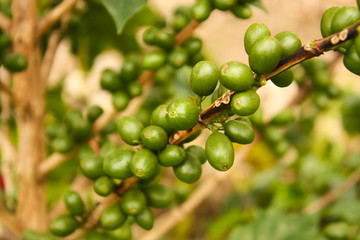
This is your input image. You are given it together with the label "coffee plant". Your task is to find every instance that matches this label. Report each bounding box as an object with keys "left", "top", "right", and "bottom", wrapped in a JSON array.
[{"left": 0, "top": 0, "right": 360, "bottom": 239}]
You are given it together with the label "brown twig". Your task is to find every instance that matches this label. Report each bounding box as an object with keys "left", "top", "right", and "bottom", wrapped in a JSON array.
[
  {"left": 37, "top": 0, "right": 78, "bottom": 38},
  {"left": 303, "top": 167, "right": 360, "bottom": 214},
  {"left": 38, "top": 149, "right": 78, "bottom": 178},
  {"left": 169, "top": 20, "right": 360, "bottom": 145},
  {"left": 41, "top": 13, "right": 71, "bottom": 84},
  {"left": 175, "top": 20, "right": 200, "bottom": 46},
  {"left": 0, "top": 12, "right": 11, "bottom": 33}
]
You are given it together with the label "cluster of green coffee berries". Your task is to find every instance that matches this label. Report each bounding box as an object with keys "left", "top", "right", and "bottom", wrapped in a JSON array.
[
  {"left": 100, "top": 55, "right": 143, "bottom": 111},
  {"left": 244, "top": 23, "right": 302, "bottom": 86},
  {"left": 193, "top": 0, "right": 254, "bottom": 22},
  {"left": 46, "top": 106, "right": 104, "bottom": 154},
  {"left": 320, "top": 6, "right": 360, "bottom": 76},
  {"left": 0, "top": 30, "right": 28, "bottom": 73}
]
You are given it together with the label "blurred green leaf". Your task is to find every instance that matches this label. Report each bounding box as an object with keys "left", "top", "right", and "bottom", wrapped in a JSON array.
[
  {"left": 67, "top": 0, "right": 159, "bottom": 69},
  {"left": 99, "top": 0, "right": 147, "bottom": 34},
  {"left": 227, "top": 209, "right": 324, "bottom": 240}
]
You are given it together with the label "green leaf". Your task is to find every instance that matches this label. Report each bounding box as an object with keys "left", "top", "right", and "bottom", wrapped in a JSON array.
[
  {"left": 227, "top": 209, "right": 324, "bottom": 240},
  {"left": 99, "top": 0, "right": 148, "bottom": 34},
  {"left": 250, "top": 0, "right": 267, "bottom": 12}
]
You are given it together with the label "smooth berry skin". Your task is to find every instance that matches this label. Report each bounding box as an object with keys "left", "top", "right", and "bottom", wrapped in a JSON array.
[
  {"left": 116, "top": 116, "right": 144, "bottom": 146},
  {"left": 140, "top": 125, "right": 168, "bottom": 151},
  {"left": 158, "top": 145, "right": 185, "bottom": 166},
  {"left": 244, "top": 23, "right": 271, "bottom": 54},
  {"left": 166, "top": 98, "right": 199, "bottom": 130},
  {"left": 274, "top": 31, "right": 302, "bottom": 58},
  {"left": 151, "top": 104, "right": 174, "bottom": 134},
  {"left": 248, "top": 36, "right": 283, "bottom": 74},
  {"left": 173, "top": 152, "right": 202, "bottom": 184},
  {"left": 103, "top": 148, "right": 134, "bottom": 179},
  {"left": 190, "top": 61, "right": 219, "bottom": 96},
  {"left": 130, "top": 148, "right": 159, "bottom": 179},
  {"left": 50, "top": 216, "right": 78, "bottom": 237},
  {"left": 192, "top": 0, "right": 212, "bottom": 22},
  {"left": 331, "top": 6, "right": 360, "bottom": 33},
  {"left": 224, "top": 119, "right": 255, "bottom": 144},
  {"left": 230, "top": 90, "right": 260, "bottom": 116},
  {"left": 205, "top": 132, "right": 234, "bottom": 171},
  {"left": 231, "top": 3, "right": 252, "bottom": 19},
  {"left": 219, "top": 61, "right": 254, "bottom": 92},
  {"left": 142, "top": 51, "right": 167, "bottom": 70},
  {"left": 320, "top": 7, "right": 340, "bottom": 38},
  {"left": 271, "top": 69, "right": 294, "bottom": 88},
  {"left": 343, "top": 45, "right": 360, "bottom": 76}
]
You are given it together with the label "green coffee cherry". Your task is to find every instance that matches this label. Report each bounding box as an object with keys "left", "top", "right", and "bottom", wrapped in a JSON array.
[
  {"left": 45, "top": 123, "right": 67, "bottom": 140},
  {"left": 183, "top": 37, "right": 202, "bottom": 55},
  {"left": 321, "top": 7, "right": 340, "bottom": 37},
  {"left": 190, "top": 61, "right": 219, "bottom": 96},
  {"left": 106, "top": 223, "right": 132, "bottom": 240},
  {"left": 355, "top": 35, "right": 360, "bottom": 56},
  {"left": 224, "top": 119, "right": 254, "bottom": 144},
  {"left": 71, "top": 118, "right": 92, "bottom": 141},
  {"left": 134, "top": 207, "right": 154, "bottom": 230},
  {"left": 271, "top": 69, "right": 294, "bottom": 88},
  {"left": 141, "top": 125, "right": 168, "bottom": 151},
  {"left": 117, "top": 116, "right": 144, "bottom": 146},
  {"left": 185, "top": 145, "right": 207, "bottom": 164},
  {"left": 219, "top": 61, "right": 254, "bottom": 92},
  {"left": 80, "top": 154, "right": 104, "bottom": 180},
  {"left": 230, "top": 89, "right": 260, "bottom": 116},
  {"left": 343, "top": 45, "right": 360, "bottom": 76},
  {"left": 98, "top": 141, "right": 117, "bottom": 159},
  {"left": 244, "top": 23, "right": 271, "bottom": 54},
  {"left": 271, "top": 109, "right": 295, "bottom": 126},
  {"left": 120, "top": 188, "right": 147, "bottom": 215},
  {"left": 3, "top": 53, "right": 28, "bottom": 72},
  {"left": 52, "top": 135, "right": 74, "bottom": 153},
  {"left": 248, "top": 36, "right": 283, "bottom": 74},
  {"left": 143, "top": 184, "right": 175, "bottom": 208},
  {"left": 143, "top": 27, "right": 158, "bottom": 45},
  {"left": 168, "top": 48, "right": 188, "bottom": 68},
  {"left": 274, "top": 31, "right": 302, "bottom": 57},
  {"left": 192, "top": 0, "right": 213, "bottom": 22},
  {"left": 103, "top": 148, "right": 134, "bottom": 179},
  {"left": 94, "top": 176, "right": 115, "bottom": 197},
  {"left": 50, "top": 215, "right": 78, "bottom": 237},
  {"left": 128, "top": 82, "right": 143, "bottom": 97},
  {"left": 331, "top": 6, "right": 360, "bottom": 33},
  {"left": 100, "top": 202, "right": 126, "bottom": 230},
  {"left": 100, "top": 69, "right": 121, "bottom": 92},
  {"left": 154, "top": 30, "right": 175, "bottom": 50},
  {"left": 130, "top": 148, "right": 159, "bottom": 179},
  {"left": 112, "top": 91, "right": 130, "bottom": 111},
  {"left": 188, "top": 52, "right": 205, "bottom": 66},
  {"left": 173, "top": 152, "right": 202, "bottom": 183},
  {"left": 212, "top": 0, "right": 236, "bottom": 11},
  {"left": 151, "top": 104, "right": 174, "bottom": 134},
  {"left": 87, "top": 105, "right": 103, "bottom": 123},
  {"left": 172, "top": 13, "right": 190, "bottom": 32},
  {"left": 323, "top": 222, "right": 350, "bottom": 240},
  {"left": 263, "top": 126, "right": 284, "bottom": 143},
  {"left": 153, "top": 65, "right": 175, "bottom": 85},
  {"left": 64, "top": 190, "right": 85, "bottom": 217},
  {"left": 158, "top": 145, "right": 185, "bottom": 166},
  {"left": 231, "top": 3, "right": 252, "bottom": 19},
  {"left": 142, "top": 51, "right": 167, "bottom": 70},
  {"left": 120, "top": 56, "right": 141, "bottom": 82},
  {"left": 166, "top": 98, "right": 199, "bottom": 130},
  {"left": 205, "top": 132, "right": 234, "bottom": 171},
  {"left": 0, "top": 33, "right": 11, "bottom": 51}
]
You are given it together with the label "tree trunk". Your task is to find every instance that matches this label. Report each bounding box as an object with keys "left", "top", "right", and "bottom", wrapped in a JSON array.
[{"left": 12, "top": 0, "right": 47, "bottom": 232}]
